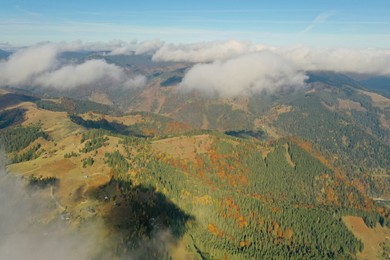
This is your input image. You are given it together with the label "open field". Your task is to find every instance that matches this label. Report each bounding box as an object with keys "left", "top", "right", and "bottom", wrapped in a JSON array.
[
  {"left": 343, "top": 216, "right": 390, "bottom": 259},
  {"left": 152, "top": 134, "right": 211, "bottom": 161}
]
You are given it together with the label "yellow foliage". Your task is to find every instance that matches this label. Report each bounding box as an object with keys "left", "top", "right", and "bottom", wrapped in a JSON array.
[
  {"left": 193, "top": 194, "right": 212, "bottom": 205},
  {"left": 239, "top": 240, "right": 251, "bottom": 247},
  {"left": 284, "top": 228, "right": 294, "bottom": 240}
]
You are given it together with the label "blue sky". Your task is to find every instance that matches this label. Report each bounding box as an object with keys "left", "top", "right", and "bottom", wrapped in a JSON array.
[{"left": 1, "top": 0, "right": 390, "bottom": 47}]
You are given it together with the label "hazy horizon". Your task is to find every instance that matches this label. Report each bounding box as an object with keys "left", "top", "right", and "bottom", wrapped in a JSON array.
[{"left": 1, "top": 0, "right": 389, "bottom": 48}]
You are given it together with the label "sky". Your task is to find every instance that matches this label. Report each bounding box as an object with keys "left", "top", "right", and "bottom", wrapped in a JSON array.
[{"left": 1, "top": 0, "right": 390, "bottom": 48}]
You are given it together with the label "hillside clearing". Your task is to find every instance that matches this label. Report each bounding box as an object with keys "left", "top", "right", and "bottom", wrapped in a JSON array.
[{"left": 343, "top": 216, "right": 390, "bottom": 259}]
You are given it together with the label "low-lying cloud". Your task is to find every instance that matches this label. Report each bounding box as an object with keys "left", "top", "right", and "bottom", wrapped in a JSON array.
[
  {"left": 0, "top": 44, "right": 59, "bottom": 86},
  {"left": 34, "top": 59, "right": 146, "bottom": 89},
  {"left": 0, "top": 43, "right": 146, "bottom": 89},
  {"left": 0, "top": 153, "right": 104, "bottom": 260},
  {"left": 152, "top": 40, "right": 253, "bottom": 63},
  {"left": 150, "top": 40, "right": 390, "bottom": 97},
  {"left": 180, "top": 51, "right": 307, "bottom": 97},
  {"left": 281, "top": 46, "right": 390, "bottom": 75},
  {"left": 2, "top": 40, "right": 390, "bottom": 97},
  {"left": 149, "top": 40, "right": 390, "bottom": 76}
]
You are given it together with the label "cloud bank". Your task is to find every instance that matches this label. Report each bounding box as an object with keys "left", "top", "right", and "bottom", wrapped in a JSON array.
[
  {"left": 152, "top": 40, "right": 253, "bottom": 63},
  {"left": 2, "top": 40, "right": 390, "bottom": 97},
  {"left": 282, "top": 46, "right": 390, "bottom": 75},
  {"left": 180, "top": 51, "right": 307, "bottom": 97},
  {"left": 0, "top": 43, "right": 146, "bottom": 89},
  {"left": 148, "top": 40, "right": 390, "bottom": 97},
  {"left": 149, "top": 40, "right": 390, "bottom": 76}
]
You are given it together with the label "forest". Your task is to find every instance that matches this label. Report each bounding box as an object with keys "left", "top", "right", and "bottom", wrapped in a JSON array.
[
  {"left": 83, "top": 129, "right": 386, "bottom": 259},
  {"left": 0, "top": 90, "right": 388, "bottom": 259}
]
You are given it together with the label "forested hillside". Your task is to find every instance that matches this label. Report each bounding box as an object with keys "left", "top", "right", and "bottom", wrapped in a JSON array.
[{"left": 1, "top": 90, "right": 389, "bottom": 259}]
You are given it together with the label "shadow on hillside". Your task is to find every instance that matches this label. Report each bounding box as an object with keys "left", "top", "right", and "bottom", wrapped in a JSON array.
[
  {"left": 0, "top": 108, "right": 27, "bottom": 129},
  {"left": 225, "top": 129, "right": 266, "bottom": 140},
  {"left": 69, "top": 115, "right": 149, "bottom": 138},
  {"left": 0, "top": 93, "right": 38, "bottom": 110},
  {"left": 90, "top": 178, "right": 194, "bottom": 258}
]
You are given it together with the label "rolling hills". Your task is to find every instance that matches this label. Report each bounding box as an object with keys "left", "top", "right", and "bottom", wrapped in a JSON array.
[
  {"left": 1, "top": 86, "right": 389, "bottom": 259},
  {"left": 1, "top": 50, "right": 390, "bottom": 259}
]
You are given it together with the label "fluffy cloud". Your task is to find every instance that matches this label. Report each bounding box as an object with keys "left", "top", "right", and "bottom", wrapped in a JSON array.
[
  {"left": 148, "top": 40, "right": 390, "bottom": 76},
  {"left": 34, "top": 60, "right": 146, "bottom": 89},
  {"left": 2, "top": 40, "right": 390, "bottom": 96},
  {"left": 180, "top": 51, "right": 307, "bottom": 97},
  {"left": 135, "top": 40, "right": 164, "bottom": 55},
  {"left": 102, "top": 40, "right": 138, "bottom": 55},
  {"left": 152, "top": 40, "right": 253, "bottom": 63},
  {"left": 281, "top": 46, "right": 390, "bottom": 75},
  {"left": 152, "top": 40, "right": 390, "bottom": 97},
  {"left": 0, "top": 44, "right": 59, "bottom": 86},
  {"left": 0, "top": 43, "right": 146, "bottom": 89},
  {"left": 70, "top": 40, "right": 164, "bottom": 56}
]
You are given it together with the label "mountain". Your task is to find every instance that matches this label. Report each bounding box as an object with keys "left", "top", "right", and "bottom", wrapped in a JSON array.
[
  {"left": 1, "top": 86, "right": 389, "bottom": 259},
  {"left": 359, "top": 76, "right": 390, "bottom": 98},
  {"left": 1, "top": 53, "right": 390, "bottom": 258}
]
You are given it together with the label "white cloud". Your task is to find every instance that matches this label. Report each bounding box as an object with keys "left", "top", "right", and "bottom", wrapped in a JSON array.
[
  {"left": 34, "top": 59, "right": 146, "bottom": 89},
  {"left": 123, "top": 74, "right": 147, "bottom": 88},
  {"left": 300, "top": 12, "right": 336, "bottom": 34},
  {"left": 135, "top": 39, "right": 164, "bottom": 55},
  {"left": 281, "top": 46, "right": 390, "bottom": 75},
  {"left": 147, "top": 40, "right": 390, "bottom": 76},
  {"left": 0, "top": 44, "right": 59, "bottom": 86},
  {"left": 152, "top": 40, "right": 253, "bottom": 62},
  {"left": 2, "top": 40, "right": 390, "bottom": 96},
  {"left": 103, "top": 39, "right": 164, "bottom": 56},
  {"left": 102, "top": 40, "right": 137, "bottom": 55},
  {"left": 180, "top": 51, "right": 307, "bottom": 97},
  {"left": 0, "top": 43, "right": 146, "bottom": 89},
  {"left": 152, "top": 40, "right": 390, "bottom": 97}
]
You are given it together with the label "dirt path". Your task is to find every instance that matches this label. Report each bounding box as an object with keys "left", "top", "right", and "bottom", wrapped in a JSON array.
[
  {"left": 284, "top": 143, "right": 296, "bottom": 168},
  {"left": 50, "top": 186, "right": 66, "bottom": 211}
]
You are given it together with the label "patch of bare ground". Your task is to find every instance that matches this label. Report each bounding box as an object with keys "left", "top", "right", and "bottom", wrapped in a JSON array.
[
  {"left": 89, "top": 92, "right": 113, "bottom": 105},
  {"left": 254, "top": 105, "right": 293, "bottom": 139},
  {"left": 260, "top": 148, "right": 272, "bottom": 160},
  {"left": 343, "top": 216, "right": 390, "bottom": 259},
  {"left": 284, "top": 143, "right": 296, "bottom": 168},
  {"left": 359, "top": 90, "right": 390, "bottom": 109},
  {"left": 134, "top": 80, "right": 166, "bottom": 112},
  {"left": 305, "top": 88, "right": 316, "bottom": 94},
  {"left": 337, "top": 98, "right": 367, "bottom": 112},
  {"left": 253, "top": 119, "right": 281, "bottom": 139},
  {"left": 152, "top": 134, "right": 211, "bottom": 161},
  {"left": 221, "top": 96, "right": 249, "bottom": 112},
  {"left": 379, "top": 113, "right": 390, "bottom": 130},
  {"left": 8, "top": 135, "right": 124, "bottom": 212},
  {"left": 321, "top": 101, "right": 336, "bottom": 111},
  {"left": 11, "top": 101, "right": 85, "bottom": 140}
]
